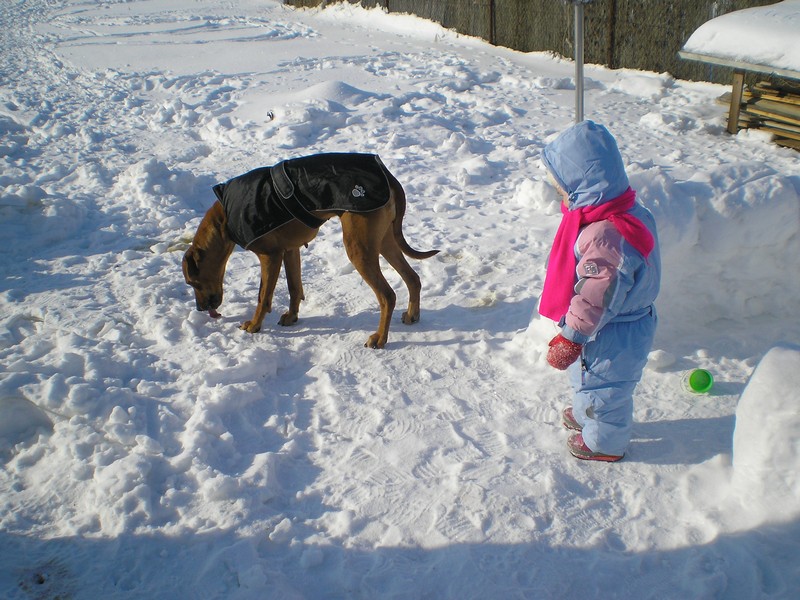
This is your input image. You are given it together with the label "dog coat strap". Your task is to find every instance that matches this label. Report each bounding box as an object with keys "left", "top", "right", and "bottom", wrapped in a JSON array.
[{"left": 271, "top": 161, "right": 327, "bottom": 230}]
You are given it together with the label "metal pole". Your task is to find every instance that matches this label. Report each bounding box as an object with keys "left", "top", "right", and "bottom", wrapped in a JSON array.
[{"left": 574, "top": 2, "right": 584, "bottom": 123}]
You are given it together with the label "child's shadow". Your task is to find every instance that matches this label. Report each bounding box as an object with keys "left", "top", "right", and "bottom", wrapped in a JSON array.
[
  {"left": 630, "top": 378, "right": 747, "bottom": 465},
  {"left": 630, "top": 414, "right": 736, "bottom": 465}
]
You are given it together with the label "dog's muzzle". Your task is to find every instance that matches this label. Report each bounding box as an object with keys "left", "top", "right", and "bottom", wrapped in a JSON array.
[{"left": 196, "top": 294, "right": 221, "bottom": 311}]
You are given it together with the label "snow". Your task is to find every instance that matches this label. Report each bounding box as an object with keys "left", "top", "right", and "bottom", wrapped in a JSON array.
[
  {"left": 682, "top": 0, "right": 800, "bottom": 73},
  {"left": 732, "top": 346, "right": 800, "bottom": 521},
  {"left": 1, "top": 0, "right": 799, "bottom": 597}
]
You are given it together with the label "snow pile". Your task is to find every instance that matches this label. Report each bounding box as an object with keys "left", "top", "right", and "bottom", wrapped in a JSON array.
[
  {"left": 733, "top": 345, "right": 800, "bottom": 521},
  {"left": 633, "top": 161, "right": 800, "bottom": 337}
]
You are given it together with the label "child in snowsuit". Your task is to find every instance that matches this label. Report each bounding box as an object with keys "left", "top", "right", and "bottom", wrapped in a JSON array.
[{"left": 539, "top": 121, "right": 661, "bottom": 462}]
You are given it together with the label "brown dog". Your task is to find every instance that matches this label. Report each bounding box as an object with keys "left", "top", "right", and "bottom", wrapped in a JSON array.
[{"left": 182, "top": 153, "right": 438, "bottom": 348}]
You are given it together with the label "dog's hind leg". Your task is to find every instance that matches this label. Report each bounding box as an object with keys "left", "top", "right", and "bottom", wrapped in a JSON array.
[
  {"left": 355, "top": 257, "right": 396, "bottom": 349},
  {"left": 279, "top": 247, "right": 304, "bottom": 326},
  {"left": 380, "top": 233, "right": 423, "bottom": 325},
  {"left": 341, "top": 214, "right": 396, "bottom": 349},
  {"left": 241, "top": 251, "right": 283, "bottom": 333}
]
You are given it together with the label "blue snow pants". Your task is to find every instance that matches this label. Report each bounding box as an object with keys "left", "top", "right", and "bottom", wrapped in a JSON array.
[{"left": 566, "top": 307, "right": 657, "bottom": 456}]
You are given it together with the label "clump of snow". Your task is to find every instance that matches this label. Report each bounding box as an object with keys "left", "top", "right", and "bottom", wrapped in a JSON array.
[
  {"left": 647, "top": 349, "right": 677, "bottom": 371},
  {"left": 0, "top": 396, "right": 53, "bottom": 448}
]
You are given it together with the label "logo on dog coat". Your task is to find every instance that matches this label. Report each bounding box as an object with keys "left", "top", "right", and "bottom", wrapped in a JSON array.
[{"left": 352, "top": 185, "right": 365, "bottom": 198}]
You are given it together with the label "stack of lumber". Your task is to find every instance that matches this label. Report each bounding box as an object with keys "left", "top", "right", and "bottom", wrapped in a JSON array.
[{"left": 718, "top": 81, "right": 800, "bottom": 150}]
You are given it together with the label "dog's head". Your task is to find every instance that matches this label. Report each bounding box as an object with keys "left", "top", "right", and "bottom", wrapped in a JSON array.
[
  {"left": 182, "top": 244, "right": 224, "bottom": 318},
  {"left": 182, "top": 201, "right": 235, "bottom": 318}
]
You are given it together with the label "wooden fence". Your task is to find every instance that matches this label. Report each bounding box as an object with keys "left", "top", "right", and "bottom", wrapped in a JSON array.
[{"left": 284, "top": 0, "right": 778, "bottom": 84}]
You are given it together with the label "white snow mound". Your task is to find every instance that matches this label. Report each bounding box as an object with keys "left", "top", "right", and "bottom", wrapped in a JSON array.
[{"left": 733, "top": 345, "right": 800, "bottom": 520}]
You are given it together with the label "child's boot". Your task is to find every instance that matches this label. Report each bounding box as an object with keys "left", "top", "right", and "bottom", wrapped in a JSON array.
[
  {"left": 562, "top": 407, "right": 582, "bottom": 431},
  {"left": 567, "top": 433, "right": 623, "bottom": 462}
]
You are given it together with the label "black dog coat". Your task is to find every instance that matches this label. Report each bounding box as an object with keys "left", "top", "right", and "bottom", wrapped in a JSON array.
[{"left": 213, "top": 153, "right": 392, "bottom": 249}]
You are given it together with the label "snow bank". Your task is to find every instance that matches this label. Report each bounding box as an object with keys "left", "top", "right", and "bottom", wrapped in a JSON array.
[
  {"left": 630, "top": 161, "right": 800, "bottom": 339},
  {"left": 733, "top": 345, "right": 800, "bottom": 521}
]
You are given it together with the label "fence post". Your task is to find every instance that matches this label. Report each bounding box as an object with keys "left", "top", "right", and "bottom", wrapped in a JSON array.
[
  {"left": 727, "top": 70, "right": 745, "bottom": 135},
  {"left": 607, "top": 0, "right": 617, "bottom": 68},
  {"left": 489, "top": 0, "right": 496, "bottom": 46}
]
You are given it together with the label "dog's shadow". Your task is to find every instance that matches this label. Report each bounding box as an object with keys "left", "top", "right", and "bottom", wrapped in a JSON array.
[{"left": 259, "top": 297, "right": 537, "bottom": 349}]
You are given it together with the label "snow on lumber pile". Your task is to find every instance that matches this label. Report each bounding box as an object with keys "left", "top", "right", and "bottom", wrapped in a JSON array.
[
  {"left": 717, "top": 81, "right": 800, "bottom": 150},
  {"left": 680, "top": 1, "right": 800, "bottom": 77}
]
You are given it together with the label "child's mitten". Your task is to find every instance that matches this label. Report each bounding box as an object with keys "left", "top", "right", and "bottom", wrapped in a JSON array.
[{"left": 546, "top": 334, "right": 583, "bottom": 370}]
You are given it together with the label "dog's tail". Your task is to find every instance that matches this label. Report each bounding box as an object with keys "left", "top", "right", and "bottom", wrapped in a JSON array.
[{"left": 386, "top": 171, "right": 440, "bottom": 260}]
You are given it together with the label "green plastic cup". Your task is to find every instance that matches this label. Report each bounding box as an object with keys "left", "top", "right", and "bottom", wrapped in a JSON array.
[{"left": 686, "top": 369, "right": 714, "bottom": 393}]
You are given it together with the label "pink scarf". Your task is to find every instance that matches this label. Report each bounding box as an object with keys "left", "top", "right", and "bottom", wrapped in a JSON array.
[{"left": 538, "top": 188, "right": 654, "bottom": 321}]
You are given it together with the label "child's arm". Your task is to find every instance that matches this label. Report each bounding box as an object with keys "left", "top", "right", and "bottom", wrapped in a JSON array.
[{"left": 561, "top": 221, "right": 635, "bottom": 343}]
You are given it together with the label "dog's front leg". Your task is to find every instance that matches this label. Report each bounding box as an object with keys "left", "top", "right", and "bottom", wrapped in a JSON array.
[
  {"left": 241, "top": 252, "right": 283, "bottom": 333},
  {"left": 278, "top": 247, "right": 304, "bottom": 326}
]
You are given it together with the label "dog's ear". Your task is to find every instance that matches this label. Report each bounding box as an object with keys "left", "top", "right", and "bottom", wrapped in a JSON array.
[{"left": 183, "top": 247, "right": 202, "bottom": 278}]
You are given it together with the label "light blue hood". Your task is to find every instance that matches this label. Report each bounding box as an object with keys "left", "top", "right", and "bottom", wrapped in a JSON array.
[{"left": 542, "top": 120, "right": 629, "bottom": 210}]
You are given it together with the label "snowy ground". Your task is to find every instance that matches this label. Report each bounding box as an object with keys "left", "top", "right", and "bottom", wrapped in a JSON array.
[{"left": 1, "top": 1, "right": 799, "bottom": 598}]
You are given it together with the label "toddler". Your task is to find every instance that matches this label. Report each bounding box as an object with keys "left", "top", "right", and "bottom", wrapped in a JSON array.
[{"left": 539, "top": 121, "right": 661, "bottom": 462}]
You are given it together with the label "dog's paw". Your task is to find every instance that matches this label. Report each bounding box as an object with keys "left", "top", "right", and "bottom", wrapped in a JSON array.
[
  {"left": 239, "top": 321, "right": 261, "bottom": 334},
  {"left": 278, "top": 312, "right": 299, "bottom": 327},
  {"left": 401, "top": 311, "right": 419, "bottom": 325},
  {"left": 364, "top": 333, "right": 387, "bottom": 349}
]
